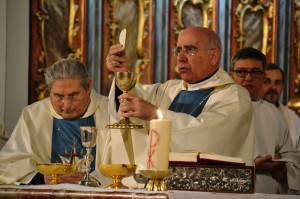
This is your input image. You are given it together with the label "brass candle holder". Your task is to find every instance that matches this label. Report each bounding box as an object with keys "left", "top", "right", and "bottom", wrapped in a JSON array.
[
  {"left": 139, "top": 170, "right": 175, "bottom": 191},
  {"left": 98, "top": 164, "right": 136, "bottom": 189},
  {"left": 106, "top": 71, "right": 143, "bottom": 129}
]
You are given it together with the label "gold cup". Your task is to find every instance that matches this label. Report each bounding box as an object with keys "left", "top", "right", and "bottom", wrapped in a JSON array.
[
  {"left": 37, "top": 163, "right": 77, "bottom": 185},
  {"left": 106, "top": 72, "right": 143, "bottom": 129},
  {"left": 98, "top": 164, "right": 136, "bottom": 189}
]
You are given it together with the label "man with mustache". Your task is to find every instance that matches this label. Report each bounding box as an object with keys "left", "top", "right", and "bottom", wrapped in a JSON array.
[{"left": 259, "top": 63, "right": 300, "bottom": 150}]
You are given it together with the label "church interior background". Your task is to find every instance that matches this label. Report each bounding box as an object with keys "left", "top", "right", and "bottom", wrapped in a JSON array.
[{"left": 27, "top": 0, "right": 300, "bottom": 114}]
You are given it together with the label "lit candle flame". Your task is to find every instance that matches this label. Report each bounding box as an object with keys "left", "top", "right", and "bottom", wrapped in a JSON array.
[{"left": 157, "top": 110, "right": 163, "bottom": 120}]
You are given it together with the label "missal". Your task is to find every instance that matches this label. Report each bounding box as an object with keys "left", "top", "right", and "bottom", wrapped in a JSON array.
[{"left": 169, "top": 152, "right": 245, "bottom": 166}]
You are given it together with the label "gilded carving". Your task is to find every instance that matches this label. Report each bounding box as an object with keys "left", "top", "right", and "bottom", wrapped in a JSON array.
[
  {"left": 107, "top": 0, "right": 152, "bottom": 83},
  {"left": 173, "top": 0, "right": 214, "bottom": 38},
  {"left": 33, "top": 0, "right": 84, "bottom": 101},
  {"left": 67, "top": 0, "right": 83, "bottom": 60},
  {"left": 288, "top": 0, "right": 300, "bottom": 115},
  {"left": 235, "top": 0, "right": 274, "bottom": 55},
  {"left": 35, "top": 0, "right": 48, "bottom": 100}
]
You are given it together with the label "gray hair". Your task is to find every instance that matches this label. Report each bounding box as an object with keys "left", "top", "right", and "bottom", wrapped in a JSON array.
[{"left": 44, "top": 58, "right": 90, "bottom": 90}]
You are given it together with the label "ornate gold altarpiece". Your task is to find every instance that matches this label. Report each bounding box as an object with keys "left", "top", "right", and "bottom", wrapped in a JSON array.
[
  {"left": 230, "top": 0, "right": 278, "bottom": 63},
  {"left": 287, "top": 0, "right": 300, "bottom": 114},
  {"left": 29, "top": 0, "right": 86, "bottom": 104}
]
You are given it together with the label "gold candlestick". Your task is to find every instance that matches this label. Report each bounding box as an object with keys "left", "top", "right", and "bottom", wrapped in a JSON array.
[{"left": 139, "top": 170, "right": 175, "bottom": 191}]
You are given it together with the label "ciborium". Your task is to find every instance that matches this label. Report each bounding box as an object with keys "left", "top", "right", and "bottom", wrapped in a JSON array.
[
  {"left": 98, "top": 164, "right": 137, "bottom": 189},
  {"left": 79, "top": 126, "right": 101, "bottom": 187},
  {"left": 140, "top": 170, "right": 175, "bottom": 191},
  {"left": 106, "top": 71, "right": 143, "bottom": 129},
  {"left": 37, "top": 163, "right": 77, "bottom": 185}
]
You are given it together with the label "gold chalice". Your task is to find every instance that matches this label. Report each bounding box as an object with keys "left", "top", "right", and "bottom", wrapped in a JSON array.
[
  {"left": 98, "top": 164, "right": 137, "bottom": 189},
  {"left": 37, "top": 163, "right": 77, "bottom": 185},
  {"left": 106, "top": 71, "right": 143, "bottom": 129}
]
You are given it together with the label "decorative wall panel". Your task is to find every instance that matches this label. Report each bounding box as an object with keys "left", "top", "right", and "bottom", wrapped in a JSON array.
[
  {"left": 168, "top": 0, "right": 218, "bottom": 80},
  {"left": 288, "top": 0, "right": 300, "bottom": 114},
  {"left": 29, "top": 0, "right": 86, "bottom": 104},
  {"left": 101, "top": 0, "right": 155, "bottom": 95},
  {"left": 230, "top": 0, "right": 278, "bottom": 63}
]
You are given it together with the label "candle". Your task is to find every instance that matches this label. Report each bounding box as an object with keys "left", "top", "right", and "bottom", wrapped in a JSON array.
[{"left": 147, "top": 110, "right": 171, "bottom": 171}]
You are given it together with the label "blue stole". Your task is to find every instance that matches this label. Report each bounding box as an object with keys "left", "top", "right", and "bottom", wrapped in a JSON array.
[
  {"left": 51, "top": 115, "right": 96, "bottom": 171},
  {"left": 168, "top": 88, "right": 214, "bottom": 117}
]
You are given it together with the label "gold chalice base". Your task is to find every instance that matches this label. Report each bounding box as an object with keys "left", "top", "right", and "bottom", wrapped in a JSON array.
[
  {"left": 37, "top": 163, "right": 77, "bottom": 185},
  {"left": 106, "top": 122, "right": 143, "bottom": 129},
  {"left": 139, "top": 170, "right": 175, "bottom": 191},
  {"left": 98, "top": 164, "right": 136, "bottom": 189}
]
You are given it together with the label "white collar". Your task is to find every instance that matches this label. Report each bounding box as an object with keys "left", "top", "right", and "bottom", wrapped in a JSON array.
[{"left": 182, "top": 71, "right": 219, "bottom": 91}]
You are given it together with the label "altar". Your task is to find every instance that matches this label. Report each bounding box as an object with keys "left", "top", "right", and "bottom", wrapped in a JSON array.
[{"left": 0, "top": 184, "right": 298, "bottom": 199}]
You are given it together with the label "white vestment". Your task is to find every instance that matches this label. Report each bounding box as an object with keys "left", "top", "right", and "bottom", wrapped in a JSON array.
[
  {"left": 108, "top": 67, "right": 255, "bottom": 187},
  {"left": 0, "top": 90, "right": 111, "bottom": 185},
  {"left": 278, "top": 103, "right": 300, "bottom": 150},
  {"left": 253, "top": 99, "right": 300, "bottom": 194}
]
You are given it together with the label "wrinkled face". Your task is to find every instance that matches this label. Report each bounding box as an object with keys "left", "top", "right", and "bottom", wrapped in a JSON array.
[
  {"left": 230, "top": 59, "right": 265, "bottom": 101},
  {"left": 259, "top": 69, "right": 283, "bottom": 104},
  {"left": 175, "top": 30, "right": 219, "bottom": 83},
  {"left": 50, "top": 78, "right": 91, "bottom": 119}
]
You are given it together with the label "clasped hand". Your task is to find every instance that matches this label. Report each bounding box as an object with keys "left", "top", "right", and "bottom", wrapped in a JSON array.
[
  {"left": 255, "top": 155, "right": 287, "bottom": 180},
  {"left": 118, "top": 93, "right": 158, "bottom": 121}
]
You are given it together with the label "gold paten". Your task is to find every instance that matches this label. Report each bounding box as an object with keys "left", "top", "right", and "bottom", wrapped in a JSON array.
[{"left": 37, "top": 163, "right": 77, "bottom": 185}]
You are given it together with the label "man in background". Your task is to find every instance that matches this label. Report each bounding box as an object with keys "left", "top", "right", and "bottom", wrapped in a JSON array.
[
  {"left": 259, "top": 63, "right": 300, "bottom": 150},
  {"left": 230, "top": 47, "right": 300, "bottom": 194}
]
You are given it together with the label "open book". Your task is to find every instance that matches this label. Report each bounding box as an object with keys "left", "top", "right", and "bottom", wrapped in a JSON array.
[{"left": 169, "top": 152, "right": 245, "bottom": 166}]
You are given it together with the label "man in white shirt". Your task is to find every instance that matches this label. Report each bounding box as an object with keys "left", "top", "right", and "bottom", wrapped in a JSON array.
[
  {"left": 259, "top": 63, "right": 300, "bottom": 150},
  {"left": 230, "top": 47, "right": 300, "bottom": 194}
]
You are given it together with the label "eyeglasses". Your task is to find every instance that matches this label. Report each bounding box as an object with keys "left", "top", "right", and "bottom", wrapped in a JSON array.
[
  {"left": 52, "top": 93, "right": 82, "bottom": 103},
  {"left": 173, "top": 46, "right": 215, "bottom": 57},
  {"left": 233, "top": 69, "right": 264, "bottom": 78}
]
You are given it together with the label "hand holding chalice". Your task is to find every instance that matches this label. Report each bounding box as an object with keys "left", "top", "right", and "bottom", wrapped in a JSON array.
[{"left": 106, "top": 71, "right": 143, "bottom": 129}]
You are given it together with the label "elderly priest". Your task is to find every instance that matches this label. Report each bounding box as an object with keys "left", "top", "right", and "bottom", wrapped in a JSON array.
[
  {"left": 0, "top": 59, "right": 111, "bottom": 185},
  {"left": 105, "top": 27, "right": 255, "bottom": 187}
]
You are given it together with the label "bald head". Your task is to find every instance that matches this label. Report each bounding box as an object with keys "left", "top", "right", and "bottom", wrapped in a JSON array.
[{"left": 180, "top": 27, "right": 222, "bottom": 56}]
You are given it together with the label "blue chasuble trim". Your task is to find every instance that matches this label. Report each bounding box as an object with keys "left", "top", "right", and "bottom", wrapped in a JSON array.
[
  {"left": 51, "top": 115, "right": 97, "bottom": 171},
  {"left": 168, "top": 88, "right": 214, "bottom": 117}
]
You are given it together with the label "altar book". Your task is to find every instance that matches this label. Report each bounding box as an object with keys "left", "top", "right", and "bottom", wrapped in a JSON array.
[{"left": 169, "top": 152, "right": 245, "bottom": 166}]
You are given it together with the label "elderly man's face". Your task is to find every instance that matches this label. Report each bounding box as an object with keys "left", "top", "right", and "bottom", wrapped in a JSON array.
[
  {"left": 230, "top": 59, "right": 265, "bottom": 101},
  {"left": 175, "top": 29, "right": 220, "bottom": 84},
  {"left": 259, "top": 69, "right": 283, "bottom": 104},
  {"left": 50, "top": 78, "right": 91, "bottom": 119}
]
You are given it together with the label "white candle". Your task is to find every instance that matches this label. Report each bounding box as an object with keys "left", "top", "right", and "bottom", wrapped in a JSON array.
[{"left": 147, "top": 110, "right": 171, "bottom": 171}]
